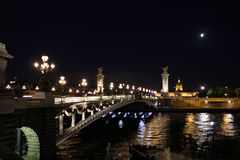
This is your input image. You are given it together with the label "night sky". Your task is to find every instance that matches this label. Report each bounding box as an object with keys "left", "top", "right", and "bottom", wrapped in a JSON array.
[{"left": 0, "top": 2, "right": 239, "bottom": 91}]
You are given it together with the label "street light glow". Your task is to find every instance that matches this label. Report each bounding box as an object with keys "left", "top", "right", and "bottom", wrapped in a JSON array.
[
  {"left": 34, "top": 55, "right": 55, "bottom": 74},
  {"left": 35, "top": 86, "right": 39, "bottom": 91},
  {"left": 34, "top": 62, "right": 39, "bottom": 68},
  {"left": 200, "top": 86, "right": 205, "bottom": 90},
  {"left": 110, "top": 82, "right": 114, "bottom": 90},
  {"left": 119, "top": 84, "right": 123, "bottom": 89},
  {"left": 81, "top": 79, "right": 88, "bottom": 87},
  {"left": 41, "top": 55, "right": 49, "bottom": 62},
  {"left": 59, "top": 76, "right": 66, "bottom": 85},
  {"left": 132, "top": 85, "right": 135, "bottom": 90},
  {"left": 22, "top": 85, "right": 26, "bottom": 90},
  {"left": 6, "top": 84, "right": 11, "bottom": 90}
]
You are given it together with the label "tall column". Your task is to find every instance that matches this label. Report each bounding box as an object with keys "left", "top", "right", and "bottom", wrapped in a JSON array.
[
  {"left": 96, "top": 67, "right": 104, "bottom": 95},
  {"left": 91, "top": 110, "right": 94, "bottom": 115},
  {"left": 71, "top": 113, "right": 75, "bottom": 127},
  {"left": 59, "top": 114, "right": 64, "bottom": 135},
  {"left": 161, "top": 66, "right": 169, "bottom": 93}
]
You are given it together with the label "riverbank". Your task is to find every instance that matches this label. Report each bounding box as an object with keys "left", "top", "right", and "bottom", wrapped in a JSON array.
[
  {"left": 160, "top": 98, "right": 240, "bottom": 108},
  {"left": 158, "top": 107, "right": 240, "bottom": 113}
]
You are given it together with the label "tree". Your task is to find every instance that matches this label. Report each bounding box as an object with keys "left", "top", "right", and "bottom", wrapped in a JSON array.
[{"left": 235, "top": 88, "right": 240, "bottom": 98}]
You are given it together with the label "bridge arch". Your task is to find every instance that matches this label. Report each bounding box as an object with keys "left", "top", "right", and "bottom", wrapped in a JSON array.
[
  {"left": 57, "top": 99, "right": 158, "bottom": 146},
  {"left": 20, "top": 127, "right": 40, "bottom": 160}
]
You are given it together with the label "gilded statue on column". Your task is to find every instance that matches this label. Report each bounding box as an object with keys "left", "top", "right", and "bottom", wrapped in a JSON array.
[{"left": 162, "top": 66, "right": 169, "bottom": 74}]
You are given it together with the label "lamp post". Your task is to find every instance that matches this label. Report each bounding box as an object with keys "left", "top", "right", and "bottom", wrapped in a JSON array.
[
  {"left": 109, "top": 82, "right": 114, "bottom": 100},
  {"left": 126, "top": 84, "right": 130, "bottom": 99},
  {"left": 58, "top": 76, "right": 66, "bottom": 135},
  {"left": 131, "top": 85, "right": 135, "bottom": 98},
  {"left": 81, "top": 79, "right": 88, "bottom": 96},
  {"left": 59, "top": 76, "right": 66, "bottom": 103},
  {"left": 34, "top": 55, "right": 55, "bottom": 92},
  {"left": 119, "top": 83, "right": 123, "bottom": 94},
  {"left": 199, "top": 85, "right": 206, "bottom": 98}
]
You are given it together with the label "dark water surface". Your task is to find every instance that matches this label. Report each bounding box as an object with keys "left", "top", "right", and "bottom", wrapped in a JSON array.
[{"left": 57, "top": 112, "right": 240, "bottom": 160}]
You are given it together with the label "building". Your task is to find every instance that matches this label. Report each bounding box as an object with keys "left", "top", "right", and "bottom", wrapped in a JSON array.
[
  {"left": 160, "top": 67, "right": 197, "bottom": 98},
  {"left": 175, "top": 79, "right": 183, "bottom": 92}
]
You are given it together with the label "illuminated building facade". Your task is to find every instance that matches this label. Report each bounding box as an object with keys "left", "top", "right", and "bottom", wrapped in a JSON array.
[
  {"left": 159, "top": 67, "right": 197, "bottom": 98},
  {"left": 175, "top": 79, "right": 183, "bottom": 91}
]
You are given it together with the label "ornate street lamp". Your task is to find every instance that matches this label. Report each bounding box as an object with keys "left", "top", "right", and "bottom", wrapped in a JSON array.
[
  {"left": 59, "top": 76, "right": 66, "bottom": 106},
  {"left": 58, "top": 76, "right": 66, "bottom": 136},
  {"left": 51, "top": 87, "right": 56, "bottom": 92},
  {"left": 35, "top": 86, "right": 40, "bottom": 91},
  {"left": 22, "top": 85, "right": 26, "bottom": 90},
  {"left": 6, "top": 84, "right": 11, "bottom": 90},
  {"left": 119, "top": 83, "right": 123, "bottom": 94},
  {"left": 81, "top": 78, "right": 88, "bottom": 96},
  {"left": 34, "top": 55, "right": 55, "bottom": 92},
  {"left": 68, "top": 88, "right": 73, "bottom": 94},
  {"left": 109, "top": 82, "right": 114, "bottom": 90},
  {"left": 109, "top": 82, "right": 114, "bottom": 100}
]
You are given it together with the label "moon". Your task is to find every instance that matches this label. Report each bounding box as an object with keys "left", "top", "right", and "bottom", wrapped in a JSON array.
[{"left": 200, "top": 33, "right": 205, "bottom": 38}]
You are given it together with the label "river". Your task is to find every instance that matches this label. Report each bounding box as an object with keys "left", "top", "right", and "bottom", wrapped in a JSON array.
[{"left": 57, "top": 112, "right": 240, "bottom": 160}]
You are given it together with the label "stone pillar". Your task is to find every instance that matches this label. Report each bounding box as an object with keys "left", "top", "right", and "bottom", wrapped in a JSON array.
[
  {"left": 16, "top": 128, "right": 22, "bottom": 155},
  {"left": 0, "top": 43, "right": 13, "bottom": 91},
  {"left": 161, "top": 73, "right": 169, "bottom": 93},
  {"left": 71, "top": 113, "right": 75, "bottom": 127},
  {"left": 96, "top": 67, "right": 104, "bottom": 95},
  {"left": 161, "top": 66, "right": 169, "bottom": 93},
  {"left": 82, "top": 112, "right": 85, "bottom": 121},
  {"left": 59, "top": 115, "right": 64, "bottom": 135}
]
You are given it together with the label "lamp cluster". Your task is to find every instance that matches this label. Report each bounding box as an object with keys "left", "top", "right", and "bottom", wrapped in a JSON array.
[
  {"left": 109, "top": 82, "right": 157, "bottom": 95},
  {"left": 34, "top": 55, "right": 55, "bottom": 74}
]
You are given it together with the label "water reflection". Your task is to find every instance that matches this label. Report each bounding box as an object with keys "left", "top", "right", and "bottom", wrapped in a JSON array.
[
  {"left": 220, "top": 114, "right": 237, "bottom": 136},
  {"left": 184, "top": 113, "right": 215, "bottom": 149},
  {"left": 136, "top": 113, "right": 169, "bottom": 148},
  {"left": 196, "top": 113, "right": 214, "bottom": 146},
  {"left": 58, "top": 112, "right": 240, "bottom": 159},
  {"left": 184, "top": 113, "right": 198, "bottom": 139},
  {"left": 118, "top": 120, "right": 124, "bottom": 129}
]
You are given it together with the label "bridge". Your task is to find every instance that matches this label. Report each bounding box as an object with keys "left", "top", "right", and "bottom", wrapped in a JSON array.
[
  {"left": 2, "top": 92, "right": 240, "bottom": 159},
  {"left": 2, "top": 93, "right": 240, "bottom": 160},
  {"left": 0, "top": 94, "right": 158, "bottom": 160},
  {"left": 56, "top": 98, "right": 158, "bottom": 146}
]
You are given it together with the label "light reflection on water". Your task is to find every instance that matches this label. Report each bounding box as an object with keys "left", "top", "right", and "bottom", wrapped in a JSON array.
[
  {"left": 220, "top": 113, "right": 237, "bottom": 136},
  {"left": 58, "top": 112, "right": 240, "bottom": 159},
  {"left": 196, "top": 113, "right": 214, "bottom": 145},
  {"left": 136, "top": 113, "right": 169, "bottom": 148},
  {"left": 183, "top": 113, "right": 238, "bottom": 149}
]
